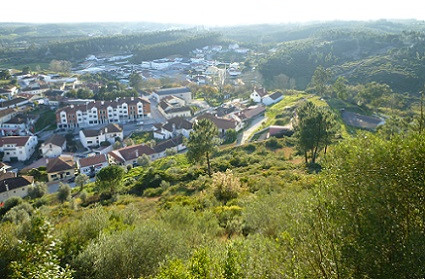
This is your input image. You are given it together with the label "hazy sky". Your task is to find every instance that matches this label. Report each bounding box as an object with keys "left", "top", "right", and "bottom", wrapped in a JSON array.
[{"left": 2, "top": 0, "right": 425, "bottom": 25}]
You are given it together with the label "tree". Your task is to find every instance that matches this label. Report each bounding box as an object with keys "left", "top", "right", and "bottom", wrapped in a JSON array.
[
  {"left": 123, "top": 138, "right": 134, "bottom": 147},
  {"left": 27, "top": 182, "right": 48, "bottom": 199},
  {"left": 96, "top": 165, "right": 125, "bottom": 195},
  {"left": 0, "top": 69, "right": 11, "bottom": 80},
  {"left": 332, "top": 76, "right": 348, "bottom": 99},
  {"left": 310, "top": 66, "right": 332, "bottom": 96},
  {"left": 165, "top": 148, "right": 177, "bottom": 156},
  {"left": 49, "top": 60, "right": 72, "bottom": 73},
  {"left": 186, "top": 119, "right": 220, "bottom": 176},
  {"left": 75, "top": 174, "right": 89, "bottom": 191},
  {"left": 136, "top": 154, "right": 151, "bottom": 167},
  {"left": 21, "top": 66, "right": 31, "bottom": 75},
  {"left": 318, "top": 133, "right": 425, "bottom": 278},
  {"left": 129, "top": 72, "right": 144, "bottom": 91},
  {"left": 294, "top": 101, "right": 337, "bottom": 163},
  {"left": 224, "top": 129, "right": 237, "bottom": 144},
  {"left": 57, "top": 183, "right": 71, "bottom": 203}
]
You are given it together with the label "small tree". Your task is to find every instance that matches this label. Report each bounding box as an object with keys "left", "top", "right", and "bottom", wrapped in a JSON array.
[
  {"left": 75, "top": 173, "right": 89, "bottom": 191},
  {"left": 28, "top": 182, "right": 48, "bottom": 199},
  {"left": 186, "top": 119, "right": 221, "bottom": 176},
  {"left": 57, "top": 183, "right": 71, "bottom": 203},
  {"left": 136, "top": 154, "right": 151, "bottom": 166},
  {"left": 96, "top": 165, "right": 125, "bottom": 195},
  {"left": 224, "top": 129, "right": 237, "bottom": 144},
  {"left": 165, "top": 148, "right": 177, "bottom": 156},
  {"left": 310, "top": 66, "right": 332, "bottom": 96}
]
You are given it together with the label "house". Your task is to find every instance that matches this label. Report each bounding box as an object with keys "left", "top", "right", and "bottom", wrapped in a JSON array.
[
  {"left": 0, "top": 162, "right": 15, "bottom": 181},
  {"left": 0, "top": 115, "right": 30, "bottom": 136},
  {"left": 197, "top": 113, "right": 243, "bottom": 136},
  {"left": 0, "top": 136, "right": 38, "bottom": 161},
  {"left": 236, "top": 105, "right": 266, "bottom": 122},
  {"left": 0, "top": 176, "right": 34, "bottom": 202},
  {"left": 262, "top": 91, "right": 283, "bottom": 106},
  {"left": 46, "top": 155, "right": 75, "bottom": 182},
  {"left": 250, "top": 88, "right": 268, "bottom": 103},
  {"left": 0, "top": 87, "right": 18, "bottom": 99},
  {"left": 0, "top": 108, "right": 17, "bottom": 124},
  {"left": 153, "top": 135, "right": 186, "bottom": 159},
  {"left": 250, "top": 88, "right": 283, "bottom": 106},
  {"left": 0, "top": 97, "right": 30, "bottom": 111},
  {"left": 108, "top": 144, "right": 155, "bottom": 166},
  {"left": 56, "top": 97, "right": 150, "bottom": 129},
  {"left": 153, "top": 117, "right": 193, "bottom": 140},
  {"left": 152, "top": 87, "right": 192, "bottom": 104},
  {"left": 78, "top": 154, "right": 108, "bottom": 176},
  {"left": 254, "top": 125, "right": 294, "bottom": 141},
  {"left": 158, "top": 96, "right": 192, "bottom": 119},
  {"left": 40, "top": 134, "right": 66, "bottom": 158},
  {"left": 79, "top": 123, "right": 123, "bottom": 148}
]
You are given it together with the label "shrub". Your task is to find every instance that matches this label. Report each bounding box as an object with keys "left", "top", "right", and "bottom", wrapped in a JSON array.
[
  {"left": 212, "top": 170, "right": 241, "bottom": 204},
  {"left": 0, "top": 196, "right": 23, "bottom": 216},
  {"left": 57, "top": 183, "right": 71, "bottom": 203},
  {"left": 265, "top": 137, "right": 282, "bottom": 150},
  {"left": 27, "top": 182, "right": 48, "bottom": 199}
]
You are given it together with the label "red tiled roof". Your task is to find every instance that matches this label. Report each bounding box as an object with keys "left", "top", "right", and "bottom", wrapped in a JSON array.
[
  {"left": 46, "top": 156, "right": 75, "bottom": 173},
  {"left": 197, "top": 113, "right": 237, "bottom": 130},
  {"left": 79, "top": 154, "right": 107, "bottom": 168},
  {"left": 44, "top": 134, "right": 66, "bottom": 147},
  {"left": 109, "top": 144, "right": 154, "bottom": 163},
  {"left": 0, "top": 136, "right": 31, "bottom": 147}
]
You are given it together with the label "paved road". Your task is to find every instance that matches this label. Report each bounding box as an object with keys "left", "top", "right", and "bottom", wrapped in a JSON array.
[
  {"left": 48, "top": 177, "right": 95, "bottom": 193},
  {"left": 237, "top": 115, "right": 267, "bottom": 145}
]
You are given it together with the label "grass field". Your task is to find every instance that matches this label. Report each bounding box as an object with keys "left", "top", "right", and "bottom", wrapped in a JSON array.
[{"left": 34, "top": 109, "right": 57, "bottom": 132}]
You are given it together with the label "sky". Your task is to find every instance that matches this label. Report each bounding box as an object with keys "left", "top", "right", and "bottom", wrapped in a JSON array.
[{"left": 1, "top": 0, "right": 425, "bottom": 26}]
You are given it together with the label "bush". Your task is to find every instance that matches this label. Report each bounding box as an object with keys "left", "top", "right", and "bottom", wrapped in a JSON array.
[
  {"left": 27, "top": 182, "right": 48, "bottom": 199},
  {"left": 212, "top": 170, "right": 241, "bottom": 204},
  {"left": 57, "top": 183, "right": 71, "bottom": 203},
  {"left": 142, "top": 187, "right": 163, "bottom": 197},
  {"left": 2, "top": 202, "right": 33, "bottom": 224},
  {"left": 265, "top": 137, "right": 282, "bottom": 150},
  {"left": 0, "top": 196, "right": 23, "bottom": 216}
]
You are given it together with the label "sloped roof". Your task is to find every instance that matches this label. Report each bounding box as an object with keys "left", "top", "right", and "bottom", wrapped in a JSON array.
[
  {"left": 253, "top": 87, "right": 267, "bottom": 97},
  {"left": 0, "top": 97, "right": 27, "bottom": 108},
  {"left": 0, "top": 176, "right": 34, "bottom": 193},
  {"left": 44, "top": 134, "right": 66, "bottom": 147},
  {"left": 197, "top": 113, "right": 237, "bottom": 130},
  {"left": 153, "top": 135, "right": 183, "bottom": 153},
  {"left": 79, "top": 154, "right": 107, "bottom": 168},
  {"left": 0, "top": 136, "right": 31, "bottom": 147},
  {"left": 162, "top": 117, "right": 192, "bottom": 132},
  {"left": 237, "top": 105, "right": 266, "bottom": 121},
  {"left": 155, "top": 87, "right": 191, "bottom": 96},
  {"left": 268, "top": 91, "right": 283, "bottom": 100},
  {"left": 109, "top": 144, "right": 155, "bottom": 163},
  {"left": 0, "top": 108, "right": 16, "bottom": 118},
  {"left": 46, "top": 156, "right": 75, "bottom": 173},
  {"left": 82, "top": 123, "right": 122, "bottom": 137}
]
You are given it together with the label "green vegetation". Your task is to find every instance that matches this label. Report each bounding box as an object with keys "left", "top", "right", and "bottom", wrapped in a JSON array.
[
  {"left": 34, "top": 108, "right": 57, "bottom": 132},
  {"left": 130, "top": 131, "right": 154, "bottom": 145}
]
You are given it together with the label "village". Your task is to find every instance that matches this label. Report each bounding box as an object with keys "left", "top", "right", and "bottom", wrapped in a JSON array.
[{"left": 0, "top": 46, "right": 285, "bottom": 200}]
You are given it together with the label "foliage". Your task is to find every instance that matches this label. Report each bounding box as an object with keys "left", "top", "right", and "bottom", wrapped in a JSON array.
[
  {"left": 223, "top": 129, "right": 237, "bottom": 144},
  {"left": 95, "top": 165, "right": 125, "bottom": 195},
  {"left": 136, "top": 154, "right": 151, "bottom": 167},
  {"left": 186, "top": 119, "right": 221, "bottom": 176},
  {"left": 27, "top": 182, "right": 48, "bottom": 199},
  {"left": 294, "top": 101, "right": 338, "bottom": 163},
  {"left": 75, "top": 174, "right": 89, "bottom": 191},
  {"left": 212, "top": 170, "right": 242, "bottom": 204},
  {"left": 57, "top": 183, "right": 72, "bottom": 203}
]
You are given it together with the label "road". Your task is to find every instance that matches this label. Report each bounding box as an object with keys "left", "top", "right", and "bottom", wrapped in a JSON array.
[
  {"left": 48, "top": 177, "right": 95, "bottom": 193},
  {"left": 237, "top": 115, "right": 268, "bottom": 145}
]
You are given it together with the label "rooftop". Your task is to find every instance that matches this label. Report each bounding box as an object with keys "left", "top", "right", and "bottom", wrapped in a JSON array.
[
  {"left": 79, "top": 154, "right": 107, "bottom": 168},
  {"left": 155, "top": 87, "right": 191, "bottom": 96}
]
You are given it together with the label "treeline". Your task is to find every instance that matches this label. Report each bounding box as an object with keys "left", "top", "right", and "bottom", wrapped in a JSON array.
[
  {"left": 258, "top": 29, "right": 425, "bottom": 94},
  {"left": 132, "top": 32, "right": 222, "bottom": 62}
]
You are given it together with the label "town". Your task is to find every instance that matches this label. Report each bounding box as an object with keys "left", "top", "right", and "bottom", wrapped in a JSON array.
[{"left": 0, "top": 46, "right": 285, "bottom": 200}]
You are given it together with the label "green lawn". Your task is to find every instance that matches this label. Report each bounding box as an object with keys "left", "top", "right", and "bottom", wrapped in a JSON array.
[
  {"left": 34, "top": 109, "right": 57, "bottom": 132},
  {"left": 130, "top": 131, "right": 154, "bottom": 144}
]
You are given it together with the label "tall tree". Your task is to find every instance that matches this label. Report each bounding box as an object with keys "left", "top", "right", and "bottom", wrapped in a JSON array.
[
  {"left": 294, "top": 101, "right": 337, "bottom": 163},
  {"left": 75, "top": 173, "right": 89, "bottom": 191},
  {"left": 310, "top": 66, "right": 332, "bottom": 96},
  {"left": 95, "top": 165, "right": 125, "bottom": 195},
  {"left": 186, "top": 119, "right": 220, "bottom": 176}
]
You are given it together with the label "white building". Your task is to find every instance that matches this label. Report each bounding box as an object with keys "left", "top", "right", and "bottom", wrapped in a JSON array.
[
  {"left": 250, "top": 88, "right": 283, "bottom": 106},
  {"left": 0, "top": 176, "right": 34, "bottom": 203},
  {"left": 158, "top": 96, "right": 192, "bottom": 119},
  {"left": 0, "top": 136, "right": 38, "bottom": 162},
  {"left": 79, "top": 123, "right": 123, "bottom": 148},
  {"left": 78, "top": 154, "right": 109, "bottom": 176},
  {"left": 152, "top": 87, "right": 192, "bottom": 104},
  {"left": 153, "top": 117, "right": 193, "bottom": 140},
  {"left": 40, "top": 134, "right": 66, "bottom": 158},
  {"left": 56, "top": 97, "right": 151, "bottom": 129}
]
